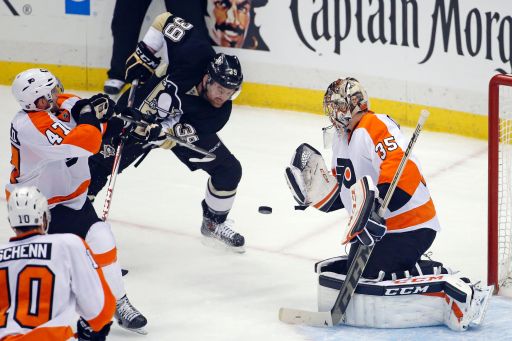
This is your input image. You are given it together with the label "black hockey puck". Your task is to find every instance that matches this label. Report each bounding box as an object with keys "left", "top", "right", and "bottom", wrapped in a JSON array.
[{"left": 258, "top": 206, "right": 272, "bottom": 214}]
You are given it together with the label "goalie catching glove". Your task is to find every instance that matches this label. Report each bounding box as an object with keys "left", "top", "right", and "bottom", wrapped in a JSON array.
[
  {"left": 285, "top": 143, "right": 339, "bottom": 212},
  {"left": 343, "top": 175, "right": 386, "bottom": 246},
  {"left": 125, "top": 41, "right": 161, "bottom": 83}
]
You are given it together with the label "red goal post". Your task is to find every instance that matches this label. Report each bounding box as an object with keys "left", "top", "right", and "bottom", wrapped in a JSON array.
[{"left": 488, "top": 73, "right": 512, "bottom": 294}]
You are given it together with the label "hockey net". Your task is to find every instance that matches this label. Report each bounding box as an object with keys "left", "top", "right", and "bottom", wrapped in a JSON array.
[{"left": 489, "top": 74, "right": 512, "bottom": 295}]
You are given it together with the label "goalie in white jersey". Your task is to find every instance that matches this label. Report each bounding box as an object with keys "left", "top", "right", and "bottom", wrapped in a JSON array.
[
  {"left": 6, "top": 68, "right": 147, "bottom": 334},
  {"left": 284, "top": 77, "right": 493, "bottom": 331},
  {"left": 0, "top": 187, "right": 115, "bottom": 340}
]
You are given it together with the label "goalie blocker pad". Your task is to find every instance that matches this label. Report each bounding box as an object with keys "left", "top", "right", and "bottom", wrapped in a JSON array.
[
  {"left": 285, "top": 143, "right": 339, "bottom": 212},
  {"left": 315, "top": 256, "right": 493, "bottom": 331}
]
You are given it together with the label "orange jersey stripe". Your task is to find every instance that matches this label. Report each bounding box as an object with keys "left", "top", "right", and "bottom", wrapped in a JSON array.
[
  {"left": 93, "top": 247, "right": 118, "bottom": 267},
  {"left": 386, "top": 198, "right": 436, "bottom": 231},
  {"left": 357, "top": 113, "right": 422, "bottom": 196},
  {"left": 47, "top": 180, "right": 90, "bottom": 205},
  {"left": 1, "top": 326, "right": 74, "bottom": 341},
  {"left": 79, "top": 240, "right": 116, "bottom": 332}
]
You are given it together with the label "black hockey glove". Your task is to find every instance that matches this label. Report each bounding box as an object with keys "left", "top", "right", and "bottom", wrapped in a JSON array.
[
  {"left": 71, "top": 98, "right": 101, "bottom": 130},
  {"left": 353, "top": 205, "right": 387, "bottom": 246},
  {"left": 89, "top": 94, "right": 116, "bottom": 123},
  {"left": 132, "top": 123, "right": 164, "bottom": 142},
  {"left": 77, "top": 317, "right": 112, "bottom": 341},
  {"left": 125, "top": 41, "right": 161, "bottom": 83}
]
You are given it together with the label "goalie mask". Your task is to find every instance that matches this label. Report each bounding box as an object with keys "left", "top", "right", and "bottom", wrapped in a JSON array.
[
  {"left": 323, "top": 79, "right": 350, "bottom": 132},
  {"left": 344, "top": 77, "right": 369, "bottom": 116}
]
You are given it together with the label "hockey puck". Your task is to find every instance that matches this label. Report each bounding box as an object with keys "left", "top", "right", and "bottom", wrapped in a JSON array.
[{"left": 258, "top": 206, "right": 272, "bottom": 214}]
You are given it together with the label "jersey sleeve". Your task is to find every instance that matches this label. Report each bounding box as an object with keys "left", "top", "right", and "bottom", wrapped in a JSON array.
[
  {"left": 21, "top": 111, "right": 102, "bottom": 160},
  {"left": 67, "top": 236, "right": 116, "bottom": 332}
]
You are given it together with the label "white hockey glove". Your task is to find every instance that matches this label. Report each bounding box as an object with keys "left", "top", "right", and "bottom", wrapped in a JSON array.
[
  {"left": 284, "top": 143, "right": 339, "bottom": 212},
  {"left": 343, "top": 176, "right": 386, "bottom": 246}
]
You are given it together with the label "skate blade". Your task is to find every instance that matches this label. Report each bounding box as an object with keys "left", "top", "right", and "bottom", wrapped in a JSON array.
[
  {"left": 117, "top": 323, "right": 148, "bottom": 335},
  {"left": 201, "top": 236, "right": 246, "bottom": 253}
]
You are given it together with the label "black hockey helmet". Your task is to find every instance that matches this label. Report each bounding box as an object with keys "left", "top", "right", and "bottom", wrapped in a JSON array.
[{"left": 207, "top": 53, "right": 243, "bottom": 90}]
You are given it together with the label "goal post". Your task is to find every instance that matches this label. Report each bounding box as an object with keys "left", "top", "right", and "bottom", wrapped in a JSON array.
[{"left": 488, "top": 73, "right": 512, "bottom": 295}]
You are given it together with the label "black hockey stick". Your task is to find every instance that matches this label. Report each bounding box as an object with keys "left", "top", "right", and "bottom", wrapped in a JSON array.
[
  {"left": 279, "top": 109, "right": 430, "bottom": 327},
  {"left": 115, "top": 114, "right": 216, "bottom": 163},
  {"left": 101, "top": 79, "right": 139, "bottom": 221}
]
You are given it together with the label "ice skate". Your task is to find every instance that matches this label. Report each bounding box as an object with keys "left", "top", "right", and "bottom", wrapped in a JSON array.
[
  {"left": 115, "top": 295, "right": 148, "bottom": 335},
  {"left": 201, "top": 217, "right": 245, "bottom": 253}
]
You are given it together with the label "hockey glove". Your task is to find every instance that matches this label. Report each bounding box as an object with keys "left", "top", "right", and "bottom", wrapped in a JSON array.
[
  {"left": 354, "top": 209, "right": 387, "bottom": 246},
  {"left": 150, "top": 127, "right": 176, "bottom": 149},
  {"left": 71, "top": 99, "right": 101, "bottom": 129},
  {"left": 89, "top": 94, "right": 116, "bottom": 122},
  {"left": 343, "top": 176, "right": 387, "bottom": 246},
  {"left": 125, "top": 41, "right": 161, "bottom": 83},
  {"left": 77, "top": 317, "right": 112, "bottom": 341},
  {"left": 130, "top": 122, "right": 163, "bottom": 142},
  {"left": 285, "top": 143, "right": 339, "bottom": 212}
]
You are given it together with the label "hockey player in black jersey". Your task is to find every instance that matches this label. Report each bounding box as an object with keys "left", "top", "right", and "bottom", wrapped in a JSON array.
[{"left": 88, "top": 12, "right": 245, "bottom": 252}]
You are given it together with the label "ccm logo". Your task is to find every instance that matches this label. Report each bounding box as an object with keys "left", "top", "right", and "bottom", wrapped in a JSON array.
[
  {"left": 384, "top": 286, "right": 429, "bottom": 295},
  {"left": 393, "top": 275, "right": 444, "bottom": 284}
]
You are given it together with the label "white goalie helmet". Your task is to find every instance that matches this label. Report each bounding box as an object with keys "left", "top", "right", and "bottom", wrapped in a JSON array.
[
  {"left": 323, "top": 78, "right": 351, "bottom": 131},
  {"left": 7, "top": 186, "right": 50, "bottom": 232},
  {"left": 11, "top": 68, "right": 63, "bottom": 111}
]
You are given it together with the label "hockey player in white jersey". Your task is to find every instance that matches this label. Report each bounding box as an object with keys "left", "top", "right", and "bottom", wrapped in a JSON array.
[
  {"left": 0, "top": 186, "right": 115, "bottom": 340},
  {"left": 6, "top": 68, "right": 147, "bottom": 334},
  {"left": 284, "top": 77, "right": 493, "bottom": 330}
]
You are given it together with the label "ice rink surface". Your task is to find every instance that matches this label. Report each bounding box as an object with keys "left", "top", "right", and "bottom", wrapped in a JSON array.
[{"left": 0, "top": 85, "right": 511, "bottom": 340}]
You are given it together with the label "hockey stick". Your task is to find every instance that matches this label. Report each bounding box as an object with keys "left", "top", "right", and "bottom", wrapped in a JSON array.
[
  {"left": 101, "top": 79, "right": 139, "bottom": 221},
  {"left": 115, "top": 114, "right": 216, "bottom": 163},
  {"left": 279, "top": 109, "right": 430, "bottom": 327}
]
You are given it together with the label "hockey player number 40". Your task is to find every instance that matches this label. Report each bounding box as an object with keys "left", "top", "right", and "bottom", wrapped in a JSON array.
[
  {"left": 0, "top": 265, "right": 55, "bottom": 328},
  {"left": 375, "top": 136, "right": 398, "bottom": 160}
]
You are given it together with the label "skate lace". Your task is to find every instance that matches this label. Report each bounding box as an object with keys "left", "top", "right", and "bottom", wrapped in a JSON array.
[
  {"left": 117, "top": 297, "right": 141, "bottom": 322},
  {"left": 215, "top": 219, "right": 237, "bottom": 240}
]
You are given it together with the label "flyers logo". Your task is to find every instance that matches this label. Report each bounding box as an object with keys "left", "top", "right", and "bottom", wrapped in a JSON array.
[{"left": 336, "top": 158, "right": 356, "bottom": 189}]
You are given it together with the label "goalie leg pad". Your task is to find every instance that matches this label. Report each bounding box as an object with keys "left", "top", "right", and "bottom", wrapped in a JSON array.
[{"left": 316, "top": 260, "right": 492, "bottom": 330}]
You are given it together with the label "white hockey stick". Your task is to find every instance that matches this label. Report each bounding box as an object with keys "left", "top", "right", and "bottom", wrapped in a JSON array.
[{"left": 279, "top": 109, "right": 430, "bottom": 327}]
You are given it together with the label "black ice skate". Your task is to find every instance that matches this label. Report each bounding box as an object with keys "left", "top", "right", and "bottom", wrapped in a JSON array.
[
  {"left": 115, "top": 295, "right": 148, "bottom": 335},
  {"left": 201, "top": 217, "right": 245, "bottom": 253}
]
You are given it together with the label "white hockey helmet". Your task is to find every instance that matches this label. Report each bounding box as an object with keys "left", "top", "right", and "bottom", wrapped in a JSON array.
[
  {"left": 344, "top": 77, "right": 369, "bottom": 116},
  {"left": 7, "top": 186, "right": 50, "bottom": 232},
  {"left": 11, "top": 68, "right": 63, "bottom": 111},
  {"left": 323, "top": 78, "right": 351, "bottom": 131}
]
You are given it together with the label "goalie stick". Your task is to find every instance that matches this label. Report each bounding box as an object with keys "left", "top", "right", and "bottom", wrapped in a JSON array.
[{"left": 279, "top": 109, "right": 431, "bottom": 327}]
